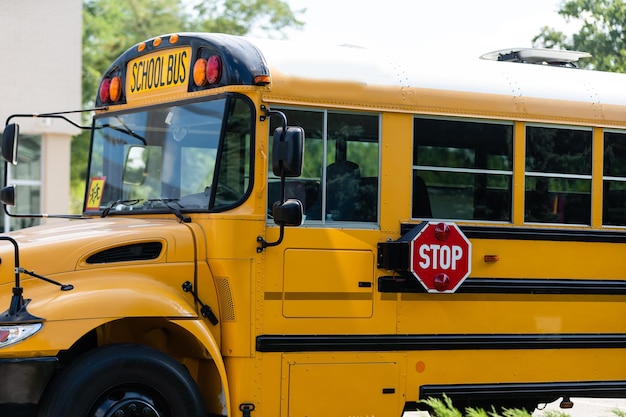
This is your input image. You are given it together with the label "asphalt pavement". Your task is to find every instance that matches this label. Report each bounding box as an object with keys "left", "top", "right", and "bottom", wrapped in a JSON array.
[
  {"left": 533, "top": 398, "right": 626, "bottom": 417},
  {"left": 405, "top": 397, "right": 626, "bottom": 416}
]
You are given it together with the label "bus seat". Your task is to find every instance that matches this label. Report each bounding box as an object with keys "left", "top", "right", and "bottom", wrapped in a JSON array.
[
  {"left": 284, "top": 180, "right": 307, "bottom": 204},
  {"left": 412, "top": 174, "right": 432, "bottom": 218},
  {"left": 268, "top": 179, "right": 319, "bottom": 218},
  {"left": 326, "top": 160, "right": 361, "bottom": 221}
]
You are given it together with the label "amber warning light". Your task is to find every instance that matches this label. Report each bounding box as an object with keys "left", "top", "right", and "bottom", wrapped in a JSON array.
[{"left": 99, "top": 76, "right": 122, "bottom": 104}]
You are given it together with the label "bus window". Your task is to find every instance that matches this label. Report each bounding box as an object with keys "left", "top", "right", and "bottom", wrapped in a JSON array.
[
  {"left": 326, "top": 112, "right": 379, "bottom": 222},
  {"left": 268, "top": 109, "right": 324, "bottom": 220},
  {"left": 268, "top": 109, "right": 379, "bottom": 224},
  {"left": 525, "top": 126, "right": 591, "bottom": 224},
  {"left": 603, "top": 131, "right": 626, "bottom": 226},
  {"left": 413, "top": 117, "right": 513, "bottom": 221}
]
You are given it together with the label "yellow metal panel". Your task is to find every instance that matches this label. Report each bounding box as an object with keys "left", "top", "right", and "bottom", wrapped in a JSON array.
[
  {"left": 404, "top": 348, "right": 626, "bottom": 396},
  {"left": 470, "top": 238, "right": 626, "bottom": 280},
  {"left": 380, "top": 112, "right": 413, "bottom": 229},
  {"left": 592, "top": 126, "right": 604, "bottom": 227},
  {"left": 287, "top": 361, "right": 401, "bottom": 417},
  {"left": 513, "top": 122, "right": 526, "bottom": 225},
  {"left": 20, "top": 267, "right": 198, "bottom": 321},
  {"left": 207, "top": 258, "right": 253, "bottom": 357},
  {"left": 283, "top": 249, "right": 373, "bottom": 318},
  {"left": 0, "top": 318, "right": 109, "bottom": 357},
  {"left": 398, "top": 292, "right": 626, "bottom": 335},
  {"left": 172, "top": 319, "right": 231, "bottom": 417},
  {"left": 265, "top": 79, "right": 626, "bottom": 127}
]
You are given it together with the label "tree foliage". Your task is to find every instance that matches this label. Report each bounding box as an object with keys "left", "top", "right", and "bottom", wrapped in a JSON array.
[
  {"left": 82, "top": 0, "right": 303, "bottom": 108},
  {"left": 533, "top": 0, "right": 626, "bottom": 72},
  {"left": 70, "top": 0, "right": 304, "bottom": 212}
]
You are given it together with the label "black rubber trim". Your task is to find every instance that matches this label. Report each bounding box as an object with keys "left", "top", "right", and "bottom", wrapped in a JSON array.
[
  {"left": 420, "top": 380, "right": 626, "bottom": 403},
  {"left": 256, "top": 333, "right": 626, "bottom": 352},
  {"left": 400, "top": 223, "right": 626, "bottom": 243},
  {"left": 378, "top": 275, "right": 626, "bottom": 295}
]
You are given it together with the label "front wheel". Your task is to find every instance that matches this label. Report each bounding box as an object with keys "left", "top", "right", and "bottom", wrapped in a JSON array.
[{"left": 37, "top": 344, "right": 206, "bottom": 417}]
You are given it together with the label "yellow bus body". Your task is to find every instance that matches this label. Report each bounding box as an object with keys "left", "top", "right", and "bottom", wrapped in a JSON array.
[{"left": 1, "top": 33, "right": 626, "bottom": 416}]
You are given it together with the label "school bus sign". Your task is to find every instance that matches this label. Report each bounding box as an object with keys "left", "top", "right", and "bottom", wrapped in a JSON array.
[{"left": 409, "top": 222, "right": 471, "bottom": 293}]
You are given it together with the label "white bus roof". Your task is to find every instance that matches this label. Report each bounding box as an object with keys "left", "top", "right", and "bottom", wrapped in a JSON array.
[{"left": 248, "top": 37, "right": 625, "bottom": 108}]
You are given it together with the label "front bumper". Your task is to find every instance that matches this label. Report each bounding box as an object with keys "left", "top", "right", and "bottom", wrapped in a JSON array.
[{"left": 0, "top": 357, "right": 57, "bottom": 404}]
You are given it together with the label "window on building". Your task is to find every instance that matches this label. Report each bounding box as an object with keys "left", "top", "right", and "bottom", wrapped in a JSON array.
[
  {"left": 603, "top": 130, "right": 626, "bottom": 226},
  {"left": 413, "top": 117, "right": 513, "bottom": 221},
  {"left": 525, "top": 126, "right": 591, "bottom": 224},
  {"left": 0, "top": 134, "right": 42, "bottom": 232},
  {"left": 269, "top": 109, "right": 380, "bottom": 224}
]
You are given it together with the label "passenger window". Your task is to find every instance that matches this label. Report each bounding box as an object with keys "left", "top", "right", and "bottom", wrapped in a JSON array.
[
  {"left": 525, "top": 126, "right": 591, "bottom": 224},
  {"left": 413, "top": 117, "right": 513, "bottom": 221},
  {"left": 269, "top": 109, "right": 380, "bottom": 224},
  {"left": 603, "top": 131, "right": 626, "bottom": 226}
]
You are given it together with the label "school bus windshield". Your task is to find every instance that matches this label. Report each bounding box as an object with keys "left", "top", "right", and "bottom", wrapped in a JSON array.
[{"left": 85, "top": 95, "right": 253, "bottom": 214}]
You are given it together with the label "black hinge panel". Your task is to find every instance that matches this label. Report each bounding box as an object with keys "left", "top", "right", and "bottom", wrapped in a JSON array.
[
  {"left": 377, "top": 241, "right": 410, "bottom": 270},
  {"left": 378, "top": 222, "right": 428, "bottom": 270}
]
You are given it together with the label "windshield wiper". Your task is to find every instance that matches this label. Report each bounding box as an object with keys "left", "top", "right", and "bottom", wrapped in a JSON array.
[
  {"left": 97, "top": 118, "right": 146, "bottom": 144},
  {"left": 100, "top": 198, "right": 191, "bottom": 223},
  {"left": 145, "top": 199, "right": 191, "bottom": 223},
  {"left": 101, "top": 199, "right": 143, "bottom": 217}
]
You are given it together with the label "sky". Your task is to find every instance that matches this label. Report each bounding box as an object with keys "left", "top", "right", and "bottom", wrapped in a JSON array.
[{"left": 280, "top": 0, "right": 577, "bottom": 61}]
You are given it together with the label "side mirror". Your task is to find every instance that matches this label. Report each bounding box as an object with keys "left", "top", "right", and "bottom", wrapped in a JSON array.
[
  {"left": 272, "top": 199, "right": 303, "bottom": 227},
  {"left": 272, "top": 126, "right": 304, "bottom": 177},
  {"left": 0, "top": 185, "right": 15, "bottom": 206},
  {"left": 2, "top": 123, "right": 19, "bottom": 165}
]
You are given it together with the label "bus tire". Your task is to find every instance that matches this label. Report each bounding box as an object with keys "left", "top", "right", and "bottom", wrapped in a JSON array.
[{"left": 37, "top": 343, "right": 205, "bottom": 417}]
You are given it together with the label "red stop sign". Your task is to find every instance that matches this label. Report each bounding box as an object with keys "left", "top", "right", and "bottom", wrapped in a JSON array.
[{"left": 409, "top": 222, "right": 471, "bottom": 293}]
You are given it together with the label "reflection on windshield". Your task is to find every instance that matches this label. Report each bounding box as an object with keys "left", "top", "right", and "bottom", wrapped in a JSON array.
[{"left": 86, "top": 96, "right": 252, "bottom": 215}]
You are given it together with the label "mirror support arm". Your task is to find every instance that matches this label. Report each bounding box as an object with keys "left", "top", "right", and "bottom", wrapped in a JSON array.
[
  {"left": 257, "top": 107, "right": 300, "bottom": 252},
  {"left": 257, "top": 225, "right": 285, "bottom": 253}
]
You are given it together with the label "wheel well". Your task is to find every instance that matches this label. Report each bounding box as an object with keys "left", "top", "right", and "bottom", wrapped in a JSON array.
[{"left": 53, "top": 318, "right": 224, "bottom": 415}]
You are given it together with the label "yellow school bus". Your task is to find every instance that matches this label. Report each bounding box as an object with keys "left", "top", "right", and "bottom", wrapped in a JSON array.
[{"left": 1, "top": 33, "right": 626, "bottom": 416}]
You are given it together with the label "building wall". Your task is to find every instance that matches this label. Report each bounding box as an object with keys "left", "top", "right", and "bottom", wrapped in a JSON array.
[{"left": 0, "top": 0, "right": 82, "bottom": 225}]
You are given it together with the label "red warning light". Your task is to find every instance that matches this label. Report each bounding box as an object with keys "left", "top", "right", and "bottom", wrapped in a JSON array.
[
  {"left": 99, "top": 78, "right": 111, "bottom": 103},
  {"left": 433, "top": 222, "right": 450, "bottom": 241},
  {"left": 206, "top": 55, "right": 222, "bottom": 84}
]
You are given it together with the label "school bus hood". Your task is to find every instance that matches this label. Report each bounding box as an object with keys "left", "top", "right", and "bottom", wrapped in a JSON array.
[{"left": 0, "top": 218, "right": 197, "bottom": 279}]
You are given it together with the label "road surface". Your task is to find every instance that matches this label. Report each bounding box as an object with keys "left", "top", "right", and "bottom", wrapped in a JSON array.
[
  {"left": 533, "top": 398, "right": 626, "bottom": 417},
  {"left": 405, "top": 397, "right": 626, "bottom": 416}
]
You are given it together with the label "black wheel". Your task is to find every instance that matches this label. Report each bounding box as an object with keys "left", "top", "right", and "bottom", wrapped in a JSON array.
[{"left": 37, "top": 344, "right": 205, "bottom": 417}]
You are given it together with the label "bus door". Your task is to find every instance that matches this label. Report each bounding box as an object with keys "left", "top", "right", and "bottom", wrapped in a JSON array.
[
  {"left": 263, "top": 108, "right": 397, "bottom": 415},
  {"left": 267, "top": 107, "right": 380, "bottom": 315}
]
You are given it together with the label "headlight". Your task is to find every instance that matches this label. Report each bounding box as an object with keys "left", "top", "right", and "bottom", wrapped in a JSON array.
[{"left": 0, "top": 323, "right": 42, "bottom": 348}]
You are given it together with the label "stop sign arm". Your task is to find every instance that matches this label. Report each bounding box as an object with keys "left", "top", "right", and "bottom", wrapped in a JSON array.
[{"left": 378, "top": 221, "right": 472, "bottom": 293}]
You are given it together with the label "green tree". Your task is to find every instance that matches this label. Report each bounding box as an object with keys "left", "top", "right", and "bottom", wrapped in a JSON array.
[
  {"left": 533, "top": 0, "right": 626, "bottom": 72},
  {"left": 70, "top": 0, "right": 304, "bottom": 212}
]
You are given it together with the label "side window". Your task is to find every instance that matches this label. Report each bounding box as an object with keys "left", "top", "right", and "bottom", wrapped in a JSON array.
[
  {"left": 269, "top": 109, "right": 380, "bottom": 224},
  {"left": 525, "top": 126, "right": 591, "bottom": 224},
  {"left": 603, "top": 131, "right": 626, "bottom": 226},
  {"left": 413, "top": 118, "right": 513, "bottom": 221},
  {"left": 268, "top": 109, "right": 324, "bottom": 220}
]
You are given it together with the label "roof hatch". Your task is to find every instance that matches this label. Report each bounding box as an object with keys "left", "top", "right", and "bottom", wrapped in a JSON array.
[{"left": 480, "top": 48, "right": 591, "bottom": 68}]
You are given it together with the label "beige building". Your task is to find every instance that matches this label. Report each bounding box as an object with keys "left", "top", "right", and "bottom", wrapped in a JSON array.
[{"left": 0, "top": 0, "right": 82, "bottom": 231}]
